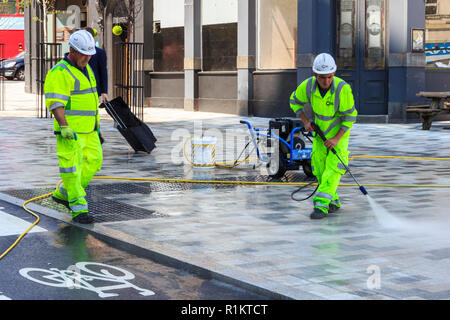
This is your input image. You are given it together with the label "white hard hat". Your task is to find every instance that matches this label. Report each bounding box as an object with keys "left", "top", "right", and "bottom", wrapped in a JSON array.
[
  {"left": 69, "top": 30, "right": 96, "bottom": 55},
  {"left": 312, "top": 53, "right": 337, "bottom": 74}
]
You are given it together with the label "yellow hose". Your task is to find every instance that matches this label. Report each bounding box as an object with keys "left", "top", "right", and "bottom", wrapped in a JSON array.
[
  {"left": 2, "top": 154, "right": 450, "bottom": 260},
  {"left": 0, "top": 181, "right": 64, "bottom": 260},
  {"left": 92, "top": 176, "right": 450, "bottom": 188}
]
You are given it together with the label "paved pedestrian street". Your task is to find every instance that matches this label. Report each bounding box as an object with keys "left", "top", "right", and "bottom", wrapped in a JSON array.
[{"left": 1, "top": 82, "right": 450, "bottom": 299}]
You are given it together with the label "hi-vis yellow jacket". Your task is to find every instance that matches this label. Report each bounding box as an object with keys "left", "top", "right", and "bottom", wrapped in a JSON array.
[
  {"left": 44, "top": 59, "right": 99, "bottom": 134},
  {"left": 290, "top": 76, "right": 357, "bottom": 139}
]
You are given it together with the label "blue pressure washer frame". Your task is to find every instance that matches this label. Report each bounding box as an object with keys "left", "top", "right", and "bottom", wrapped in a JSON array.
[{"left": 240, "top": 120, "right": 312, "bottom": 171}]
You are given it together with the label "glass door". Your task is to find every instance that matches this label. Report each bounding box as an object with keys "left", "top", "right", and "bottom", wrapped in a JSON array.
[{"left": 336, "top": 0, "right": 387, "bottom": 115}]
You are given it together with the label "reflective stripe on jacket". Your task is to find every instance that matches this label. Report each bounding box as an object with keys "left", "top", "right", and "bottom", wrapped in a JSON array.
[
  {"left": 44, "top": 59, "right": 99, "bottom": 134},
  {"left": 290, "top": 76, "right": 357, "bottom": 139}
]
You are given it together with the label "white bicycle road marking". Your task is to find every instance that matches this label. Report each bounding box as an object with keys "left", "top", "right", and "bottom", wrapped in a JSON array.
[{"left": 19, "top": 262, "right": 155, "bottom": 298}]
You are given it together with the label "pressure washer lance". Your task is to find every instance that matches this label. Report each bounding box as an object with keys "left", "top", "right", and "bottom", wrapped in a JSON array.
[{"left": 311, "top": 122, "right": 368, "bottom": 196}]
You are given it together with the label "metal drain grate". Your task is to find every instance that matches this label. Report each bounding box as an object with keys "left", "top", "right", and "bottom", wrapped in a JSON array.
[
  {"left": 4, "top": 183, "right": 164, "bottom": 223},
  {"left": 218, "top": 172, "right": 315, "bottom": 183},
  {"left": 4, "top": 174, "right": 314, "bottom": 223}
]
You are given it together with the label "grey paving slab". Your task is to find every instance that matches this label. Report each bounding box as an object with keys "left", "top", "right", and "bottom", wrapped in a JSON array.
[{"left": 1, "top": 82, "right": 450, "bottom": 299}]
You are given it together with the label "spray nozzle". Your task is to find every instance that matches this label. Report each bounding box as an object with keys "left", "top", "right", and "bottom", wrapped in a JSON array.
[{"left": 359, "top": 186, "right": 368, "bottom": 195}]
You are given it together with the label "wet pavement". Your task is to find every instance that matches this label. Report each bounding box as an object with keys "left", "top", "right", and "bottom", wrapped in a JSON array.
[
  {"left": 0, "top": 200, "right": 267, "bottom": 300},
  {"left": 1, "top": 81, "right": 450, "bottom": 299}
]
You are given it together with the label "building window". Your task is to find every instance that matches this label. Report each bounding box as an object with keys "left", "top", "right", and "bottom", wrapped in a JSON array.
[
  {"left": 365, "top": 0, "right": 385, "bottom": 70},
  {"left": 153, "top": 26, "right": 184, "bottom": 71},
  {"left": 426, "top": 5, "right": 437, "bottom": 15},
  {"left": 0, "top": 0, "right": 18, "bottom": 15},
  {"left": 202, "top": 23, "right": 237, "bottom": 71},
  {"left": 337, "top": 0, "right": 356, "bottom": 69},
  {"left": 55, "top": 5, "right": 83, "bottom": 54},
  {"left": 202, "top": 0, "right": 238, "bottom": 71},
  {"left": 153, "top": 0, "right": 184, "bottom": 71},
  {"left": 426, "top": 0, "right": 438, "bottom": 15},
  {"left": 425, "top": 0, "right": 450, "bottom": 68},
  {"left": 257, "top": 0, "right": 297, "bottom": 70}
]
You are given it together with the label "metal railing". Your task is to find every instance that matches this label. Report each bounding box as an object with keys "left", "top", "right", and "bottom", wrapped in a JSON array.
[
  {"left": 114, "top": 42, "right": 144, "bottom": 121},
  {"left": 0, "top": 43, "right": 4, "bottom": 111},
  {"left": 36, "top": 43, "right": 62, "bottom": 118}
]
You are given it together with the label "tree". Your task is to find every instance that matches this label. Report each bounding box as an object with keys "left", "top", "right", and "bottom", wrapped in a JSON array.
[
  {"left": 20, "top": 0, "right": 143, "bottom": 43},
  {"left": 95, "top": 0, "right": 106, "bottom": 38},
  {"left": 20, "top": 0, "right": 57, "bottom": 43},
  {"left": 96, "top": 0, "right": 142, "bottom": 42}
]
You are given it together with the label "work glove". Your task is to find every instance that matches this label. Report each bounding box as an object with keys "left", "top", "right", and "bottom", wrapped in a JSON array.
[{"left": 60, "top": 126, "right": 77, "bottom": 140}]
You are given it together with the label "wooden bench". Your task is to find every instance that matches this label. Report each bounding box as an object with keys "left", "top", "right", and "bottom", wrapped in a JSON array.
[{"left": 406, "top": 105, "right": 441, "bottom": 130}]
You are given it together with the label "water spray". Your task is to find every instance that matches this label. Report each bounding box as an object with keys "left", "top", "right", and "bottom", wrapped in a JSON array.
[{"left": 311, "top": 122, "right": 368, "bottom": 196}]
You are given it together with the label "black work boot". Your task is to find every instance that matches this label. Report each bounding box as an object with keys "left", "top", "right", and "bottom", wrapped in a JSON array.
[
  {"left": 310, "top": 208, "right": 328, "bottom": 220},
  {"left": 329, "top": 203, "right": 341, "bottom": 213},
  {"left": 51, "top": 195, "right": 71, "bottom": 211},
  {"left": 72, "top": 212, "right": 94, "bottom": 224}
]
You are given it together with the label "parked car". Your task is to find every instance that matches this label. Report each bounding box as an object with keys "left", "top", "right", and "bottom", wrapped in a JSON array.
[{"left": 0, "top": 51, "right": 25, "bottom": 81}]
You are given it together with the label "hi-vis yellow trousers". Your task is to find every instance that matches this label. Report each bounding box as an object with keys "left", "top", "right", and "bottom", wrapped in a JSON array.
[
  {"left": 311, "top": 134, "right": 349, "bottom": 214},
  {"left": 52, "top": 132, "right": 102, "bottom": 217}
]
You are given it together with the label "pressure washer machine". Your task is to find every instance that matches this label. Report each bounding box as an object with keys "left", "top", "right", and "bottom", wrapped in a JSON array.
[{"left": 241, "top": 118, "right": 314, "bottom": 178}]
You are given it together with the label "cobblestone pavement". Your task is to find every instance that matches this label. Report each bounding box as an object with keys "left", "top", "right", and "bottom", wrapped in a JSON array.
[{"left": 1, "top": 81, "right": 450, "bottom": 299}]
